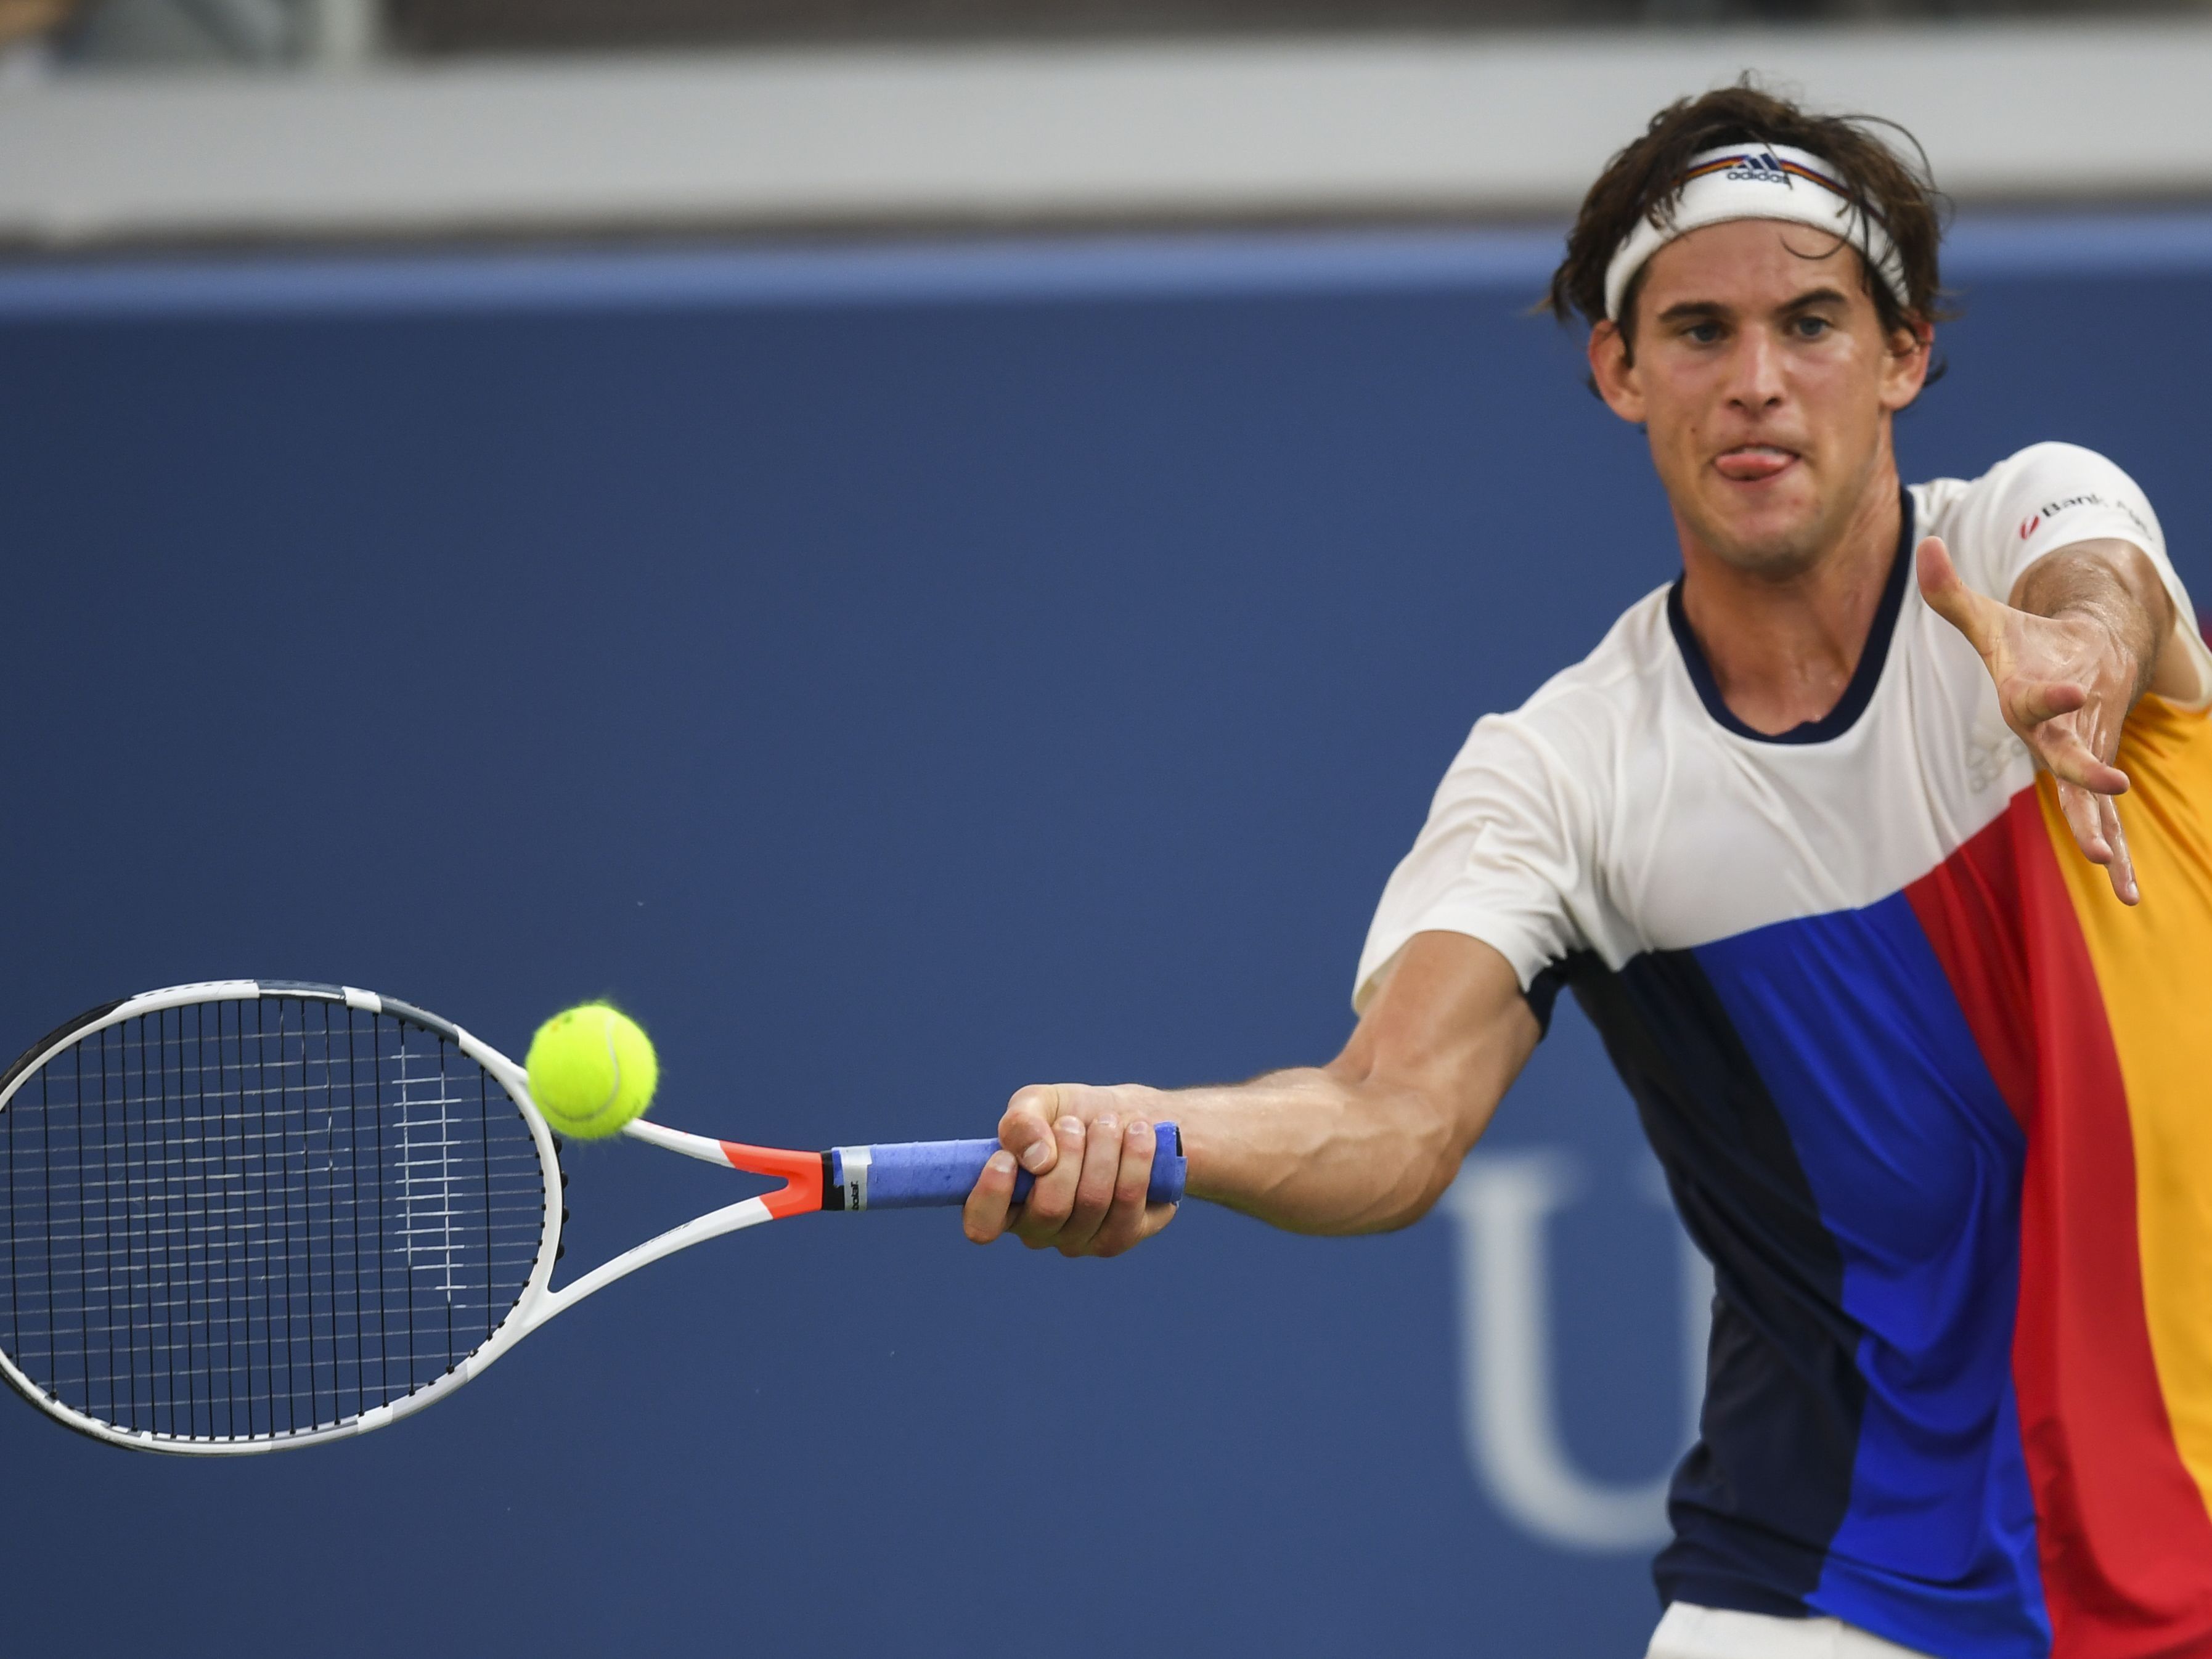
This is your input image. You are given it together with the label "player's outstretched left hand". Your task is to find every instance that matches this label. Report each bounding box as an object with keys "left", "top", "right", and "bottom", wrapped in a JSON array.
[
  {"left": 1917, "top": 534, "right": 2142, "bottom": 904},
  {"left": 962, "top": 1082, "right": 1178, "bottom": 1257}
]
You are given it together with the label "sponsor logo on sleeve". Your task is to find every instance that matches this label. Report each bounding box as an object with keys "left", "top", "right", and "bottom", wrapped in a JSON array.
[{"left": 2019, "top": 492, "right": 2155, "bottom": 543}]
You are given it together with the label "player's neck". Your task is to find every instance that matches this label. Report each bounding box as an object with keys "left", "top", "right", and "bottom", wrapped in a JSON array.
[{"left": 1675, "top": 471, "right": 1904, "bottom": 737}]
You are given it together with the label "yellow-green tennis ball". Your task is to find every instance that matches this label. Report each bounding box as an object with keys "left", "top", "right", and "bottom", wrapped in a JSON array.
[{"left": 524, "top": 1003, "right": 658, "bottom": 1139}]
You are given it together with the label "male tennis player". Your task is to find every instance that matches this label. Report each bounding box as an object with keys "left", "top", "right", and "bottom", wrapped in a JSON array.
[{"left": 965, "top": 86, "right": 2212, "bottom": 1658}]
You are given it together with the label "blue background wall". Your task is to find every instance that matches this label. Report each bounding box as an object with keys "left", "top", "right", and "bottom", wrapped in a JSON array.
[{"left": 1, "top": 218, "right": 2207, "bottom": 1656}]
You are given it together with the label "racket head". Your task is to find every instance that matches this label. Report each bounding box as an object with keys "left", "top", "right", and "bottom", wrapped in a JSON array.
[{"left": 0, "top": 981, "right": 563, "bottom": 1454}]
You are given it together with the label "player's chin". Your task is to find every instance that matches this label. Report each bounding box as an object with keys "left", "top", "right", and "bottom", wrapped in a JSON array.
[{"left": 1703, "top": 507, "right": 1827, "bottom": 574}]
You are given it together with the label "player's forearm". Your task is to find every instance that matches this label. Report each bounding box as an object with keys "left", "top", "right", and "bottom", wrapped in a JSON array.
[
  {"left": 1162, "top": 945, "right": 1537, "bottom": 1234},
  {"left": 2012, "top": 538, "right": 2179, "bottom": 702},
  {"left": 1159, "top": 1065, "right": 1472, "bottom": 1236},
  {"left": 977, "top": 933, "right": 1536, "bottom": 1255}
]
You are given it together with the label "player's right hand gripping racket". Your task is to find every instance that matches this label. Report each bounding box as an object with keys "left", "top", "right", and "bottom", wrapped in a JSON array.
[{"left": 0, "top": 980, "right": 1183, "bottom": 1455}]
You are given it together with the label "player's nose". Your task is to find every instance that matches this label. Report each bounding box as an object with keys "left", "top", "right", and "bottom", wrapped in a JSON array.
[{"left": 1724, "top": 329, "right": 1788, "bottom": 410}]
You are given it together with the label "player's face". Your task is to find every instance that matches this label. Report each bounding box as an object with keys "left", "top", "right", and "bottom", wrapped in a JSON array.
[{"left": 1588, "top": 219, "right": 1930, "bottom": 576}]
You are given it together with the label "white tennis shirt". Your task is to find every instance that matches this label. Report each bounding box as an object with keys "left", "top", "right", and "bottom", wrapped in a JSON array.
[
  {"left": 1356, "top": 442, "right": 2206, "bottom": 1008},
  {"left": 1352, "top": 441, "right": 2212, "bottom": 1656}
]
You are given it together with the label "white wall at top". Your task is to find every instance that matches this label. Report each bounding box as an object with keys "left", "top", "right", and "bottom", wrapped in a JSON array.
[{"left": 2, "top": 20, "right": 2210, "bottom": 244}]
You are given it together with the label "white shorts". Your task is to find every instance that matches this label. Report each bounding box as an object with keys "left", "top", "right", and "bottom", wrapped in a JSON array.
[{"left": 1646, "top": 1602, "right": 1938, "bottom": 1659}]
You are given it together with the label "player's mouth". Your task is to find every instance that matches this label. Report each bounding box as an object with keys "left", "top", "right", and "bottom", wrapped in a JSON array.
[{"left": 1712, "top": 444, "right": 1800, "bottom": 483}]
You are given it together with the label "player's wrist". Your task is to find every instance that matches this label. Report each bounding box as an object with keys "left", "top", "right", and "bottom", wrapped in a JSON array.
[
  {"left": 2027, "top": 561, "right": 2162, "bottom": 705},
  {"left": 2068, "top": 608, "right": 2155, "bottom": 710}
]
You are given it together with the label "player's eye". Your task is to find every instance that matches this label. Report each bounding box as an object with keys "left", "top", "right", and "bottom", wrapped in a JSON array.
[
  {"left": 1791, "top": 314, "right": 1834, "bottom": 338},
  {"left": 1683, "top": 321, "right": 1724, "bottom": 344}
]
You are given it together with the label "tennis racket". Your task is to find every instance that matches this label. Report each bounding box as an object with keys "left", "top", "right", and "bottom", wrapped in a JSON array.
[{"left": 0, "top": 979, "right": 1183, "bottom": 1456}]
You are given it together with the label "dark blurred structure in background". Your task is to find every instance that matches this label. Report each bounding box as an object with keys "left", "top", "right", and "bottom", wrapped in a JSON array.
[
  {"left": 10, "top": 0, "right": 2212, "bottom": 70},
  {"left": 6, "top": 0, "right": 2210, "bottom": 248},
  {"left": 378, "top": 0, "right": 2212, "bottom": 52}
]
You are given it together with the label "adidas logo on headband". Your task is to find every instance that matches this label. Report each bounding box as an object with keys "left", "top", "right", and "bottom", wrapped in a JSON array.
[
  {"left": 1717, "top": 153, "right": 1788, "bottom": 182},
  {"left": 1601, "top": 142, "right": 1906, "bottom": 320}
]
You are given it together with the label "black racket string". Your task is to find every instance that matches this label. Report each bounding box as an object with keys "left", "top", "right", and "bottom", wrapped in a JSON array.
[{"left": 0, "top": 997, "right": 547, "bottom": 1442}]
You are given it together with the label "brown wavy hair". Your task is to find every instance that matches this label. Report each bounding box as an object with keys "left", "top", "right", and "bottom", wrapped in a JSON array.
[{"left": 1546, "top": 82, "right": 1949, "bottom": 355}]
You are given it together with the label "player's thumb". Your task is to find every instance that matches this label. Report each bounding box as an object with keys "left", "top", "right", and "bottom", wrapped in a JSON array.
[
  {"left": 999, "top": 1084, "right": 1064, "bottom": 1175},
  {"left": 1915, "top": 535, "right": 1991, "bottom": 650}
]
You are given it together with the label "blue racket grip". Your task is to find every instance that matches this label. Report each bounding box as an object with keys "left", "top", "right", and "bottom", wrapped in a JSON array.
[{"left": 828, "top": 1123, "right": 1185, "bottom": 1212}]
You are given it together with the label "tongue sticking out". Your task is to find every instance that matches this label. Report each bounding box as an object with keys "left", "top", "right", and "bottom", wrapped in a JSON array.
[{"left": 1715, "top": 447, "right": 1797, "bottom": 482}]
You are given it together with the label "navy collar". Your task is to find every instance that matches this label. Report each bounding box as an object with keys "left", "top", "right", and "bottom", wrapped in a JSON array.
[{"left": 1666, "top": 487, "right": 1916, "bottom": 746}]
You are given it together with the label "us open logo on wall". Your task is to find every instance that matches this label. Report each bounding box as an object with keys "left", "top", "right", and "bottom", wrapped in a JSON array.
[{"left": 1442, "top": 1151, "right": 1712, "bottom": 1553}]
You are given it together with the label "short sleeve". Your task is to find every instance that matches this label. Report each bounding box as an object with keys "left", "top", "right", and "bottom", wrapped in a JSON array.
[
  {"left": 1925, "top": 441, "right": 2212, "bottom": 703},
  {"left": 1352, "top": 711, "right": 1594, "bottom": 1016}
]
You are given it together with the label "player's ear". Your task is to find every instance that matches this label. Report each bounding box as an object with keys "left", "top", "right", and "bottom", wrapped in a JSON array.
[
  {"left": 1588, "top": 319, "right": 1646, "bottom": 425},
  {"left": 1880, "top": 314, "right": 1933, "bottom": 414}
]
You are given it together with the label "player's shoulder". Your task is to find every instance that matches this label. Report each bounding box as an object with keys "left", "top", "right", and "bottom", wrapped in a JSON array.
[
  {"left": 1917, "top": 439, "right": 2120, "bottom": 496},
  {"left": 1915, "top": 440, "right": 2156, "bottom": 542},
  {"left": 1466, "top": 584, "right": 1679, "bottom": 762}
]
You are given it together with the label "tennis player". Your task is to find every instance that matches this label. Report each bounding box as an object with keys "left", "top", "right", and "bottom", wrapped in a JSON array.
[{"left": 965, "top": 86, "right": 2212, "bottom": 1658}]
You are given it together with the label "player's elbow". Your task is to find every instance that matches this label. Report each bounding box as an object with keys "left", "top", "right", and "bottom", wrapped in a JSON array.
[
  {"left": 1330, "top": 1082, "right": 1472, "bottom": 1235},
  {"left": 1384, "top": 1137, "right": 1473, "bottom": 1233}
]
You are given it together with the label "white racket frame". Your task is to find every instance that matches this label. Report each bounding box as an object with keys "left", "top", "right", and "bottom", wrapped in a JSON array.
[{"left": 0, "top": 980, "right": 772, "bottom": 1456}]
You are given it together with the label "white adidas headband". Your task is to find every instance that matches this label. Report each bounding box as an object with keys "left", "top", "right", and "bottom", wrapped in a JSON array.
[{"left": 1602, "top": 143, "right": 1909, "bottom": 322}]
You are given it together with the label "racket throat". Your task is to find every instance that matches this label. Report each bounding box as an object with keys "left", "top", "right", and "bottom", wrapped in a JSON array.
[{"left": 622, "top": 1119, "right": 828, "bottom": 1218}]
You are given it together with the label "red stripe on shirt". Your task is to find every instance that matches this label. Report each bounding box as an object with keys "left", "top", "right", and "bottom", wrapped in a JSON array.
[{"left": 1908, "top": 790, "right": 2212, "bottom": 1654}]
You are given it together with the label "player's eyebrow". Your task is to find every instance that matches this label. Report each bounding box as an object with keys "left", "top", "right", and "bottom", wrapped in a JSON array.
[
  {"left": 1776, "top": 286, "right": 1852, "bottom": 314},
  {"left": 1655, "top": 285, "right": 1854, "bottom": 325},
  {"left": 1654, "top": 299, "right": 1731, "bottom": 325}
]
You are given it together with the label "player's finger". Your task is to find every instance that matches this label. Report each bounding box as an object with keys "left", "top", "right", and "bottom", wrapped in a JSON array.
[
  {"left": 2100, "top": 791, "right": 2141, "bottom": 905},
  {"left": 961, "top": 1149, "right": 1021, "bottom": 1244},
  {"left": 2055, "top": 778, "right": 2113, "bottom": 866},
  {"left": 1917, "top": 536, "right": 1998, "bottom": 654},
  {"left": 1132, "top": 1201, "right": 1180, "bottom": 1248},
  {"left": 1090, "top": 1116, "right": 1158, "bottom": 1258},
  {"left": 2010, "top": 679, "right": 2088, "bottom": 727},
  {"left": 998, "top": 1085, "right": 1064, "bottom": 1180},
  {"left": 2037, "top": 727, "right": 2130, "bottom": 797},
  {"left": 1055, "top": 1109, "right": 1124, "bottom": 1254},
  {"left": 1013, "top": 1115, "right": 1087, "bottom": 1248}
]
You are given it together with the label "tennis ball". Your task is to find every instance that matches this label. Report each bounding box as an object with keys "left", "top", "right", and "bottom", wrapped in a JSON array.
[{"left": 524, "top": 1003, "right": 658, "bottom": 1139}]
